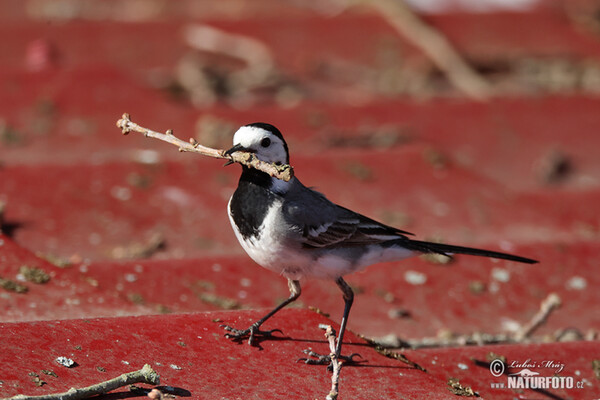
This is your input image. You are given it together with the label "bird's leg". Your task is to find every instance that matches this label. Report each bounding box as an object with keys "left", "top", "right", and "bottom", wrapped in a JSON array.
[
  {"left": 221, "top": 278, "right": 301, "bottom": 346},
  {"left": 300, "top": 277, "right": 361, "bottom": 367}
]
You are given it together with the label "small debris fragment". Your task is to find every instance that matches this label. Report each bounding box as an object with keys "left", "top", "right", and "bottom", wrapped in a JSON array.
[
  {"left": 457, "top": 363, "right": 469, "bottom": 370},
  {"left": 28, "top": 372, "right": 46, "bottom": 387},
  {"left": 420, "top": 252, "right": 453, "bottom": 264},
  {"left": 592, "top": 359, "right": 600, "bottom": 380},
  {"left": 387, "top": 308, "right": 411, "bottom": 319},
  {"left": 309, "top": 306, "right": 330, "bottom": 318},
  {"left": 111, "top": 232, "right": 166, "bottom": 259},
  {"left": 199, "top": 293, "right": 240, "bottom": 310},
  {"left": 364, "top": 333, "right": 404, "bottom": 348},
  {"left": 97, "top": 366, "right": 106, "bottom": 372},
  {"left": 372, "top": 347, "right": 427, "bottom": 372},
  {"left": 147, "top": 388, "right": 163, "bottom": 399},
  {"left": 0, "top": 277, "right": 28, "bottom": 293},
  {"left": 19, "top": 266, "right": 51, "bottom": 284},
  {"left": 147, "top": 387, "right": 177, "bottom": 400},
  {"left": 127, "top": 293, "right": 145, "bottom": 305},
  {"left": 447, "top": 377, "right": 479, "bottom": 397},
  {"left": 56, "top": 357, "right": 76, "bottom": 368},
  {"left": 169, "top": 364, "right": 182, "bottom": 370},
  {"left": 423, "top": 147, "right": 448, "bottom": 169},
  {"left": 468, "top": 281, "right": 486, "bottom": 294},
  {"left": 37, "top": 252, "right": 72, "bottom": 268},
  {"left": 156, "top": 304, "right": 171, "bottom": 314},
  {"left": 41, "top": 369, "right": 58, "bottom": 377}
]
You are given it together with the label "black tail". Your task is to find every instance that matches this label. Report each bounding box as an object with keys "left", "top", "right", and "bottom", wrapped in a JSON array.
[{"left": 404, "top": 239, "right": 538, "bottom": 264}]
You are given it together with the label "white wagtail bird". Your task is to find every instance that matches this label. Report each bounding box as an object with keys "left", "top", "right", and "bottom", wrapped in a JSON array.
[{"left": 221, "top": 122, "right": 538, "bottom": 362}]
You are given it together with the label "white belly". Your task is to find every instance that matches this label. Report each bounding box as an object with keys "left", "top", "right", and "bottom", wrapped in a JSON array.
[{"left": 228, "top": 197, "right": 311, "bottom": 278}]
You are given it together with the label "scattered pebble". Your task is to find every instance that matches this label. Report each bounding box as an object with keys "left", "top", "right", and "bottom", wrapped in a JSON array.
[
  {"left": 19, "top": 266, "right": 51, "bottom": 284},
  {"left": 110, "top": 186, "right": 132, "bottom": 201},
  {"left": 132, "top": 149, "right": 161, "bottom": 165},
  {"left": 491, "top": 268, "right": 510, "bottom": 283},
  {"left": 55, "top": 357, "right": 75, "bottom": 368},
  {"left": 169, "top": 364, "right": 182, "bottom": 370},
  {"left": 488, "top": 281, "right": 500, "bottom": 293},
  {"left": 388, "top": 308, "right": 411, "bottom": 319},
  {"left": 404, "top": 270, "right": 427, "bottom": 285},
  {"left": 565, "top": 276, "right": 587, "bottom": 290},
  {"left": 41, "top": 370, "right": 57, "bottom": 377},
  {"left": 501, "top": 318, "right": 521, "bottom": 333},
  {"left": 468, "top": 280, "right": 486, "bottom": 294},
  {"left": 0, "top": 277, "right": 28, "bottom": 293},
  {"left": 239, "top": 278, "right": 252, "bottom": 287},
  {"left": 457, "top": 363, "right": 469, "bottom": 370}
]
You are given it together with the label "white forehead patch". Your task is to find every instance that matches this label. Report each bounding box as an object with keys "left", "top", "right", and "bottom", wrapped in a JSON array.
[{"left": 233, "top": 125, "right": 269, "bottom": 147}]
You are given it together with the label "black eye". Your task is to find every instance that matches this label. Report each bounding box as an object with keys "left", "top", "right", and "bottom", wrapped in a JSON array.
[{"left": 260, "top": 137, "right": 271, "bottom": 148}]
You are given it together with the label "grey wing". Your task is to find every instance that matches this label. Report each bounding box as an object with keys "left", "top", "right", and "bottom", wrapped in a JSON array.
[{"left": 282, "top": 183, "right": 412, "bottom": 249}]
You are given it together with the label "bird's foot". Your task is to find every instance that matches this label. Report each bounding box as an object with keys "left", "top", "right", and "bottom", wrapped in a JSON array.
[
  {"left": 221, "top": 324, "right": 283, "bottom": 346},
  {"left": 298, "top": 348, "right": 362, "bottom": 370}
]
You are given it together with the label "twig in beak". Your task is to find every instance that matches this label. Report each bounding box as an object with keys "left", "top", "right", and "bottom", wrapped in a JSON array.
[{"left": 116, "top": 113, "right": 293, "bottom": 181}]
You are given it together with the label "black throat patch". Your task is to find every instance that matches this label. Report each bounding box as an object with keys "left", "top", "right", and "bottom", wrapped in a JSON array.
[{"left": 229, "top": 167, "right": 279, "bottom": 240}]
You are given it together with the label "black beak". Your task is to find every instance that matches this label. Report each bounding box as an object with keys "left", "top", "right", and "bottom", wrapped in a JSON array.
[
  {"left": 224, "top": 143, "right": 254, "bottom": 156},
  {"left": 223, "top": 144, "right": 255, "bottom": 166}
]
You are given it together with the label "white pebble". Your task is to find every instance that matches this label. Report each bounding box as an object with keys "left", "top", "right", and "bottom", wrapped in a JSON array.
[
  {"left": 566, "top": 276, "right": 587, "bottom": 290},
  {"left": 404, "top": 270, "right": 427, "bottom": 285}
]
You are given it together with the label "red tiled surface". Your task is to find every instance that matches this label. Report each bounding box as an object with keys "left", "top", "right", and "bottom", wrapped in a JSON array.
[{"left": 1, "top": 1, "right": 599, "bottom": 399}]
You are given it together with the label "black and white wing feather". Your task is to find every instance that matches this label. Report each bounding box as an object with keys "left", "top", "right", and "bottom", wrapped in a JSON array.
[
  {"left": 282, "top": 182, "right": 412, "bottom": 249},
  {"left": 282, "top": 179, "right": 538, "bottom": 264}
]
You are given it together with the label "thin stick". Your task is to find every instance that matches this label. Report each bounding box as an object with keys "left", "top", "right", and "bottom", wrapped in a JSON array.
[
  {"left": 366, "top": 292, "right": 563, "bottom": 349},
  {"left": 362, "top": 0, "right": 493, "bottom": 100},
  {"left": 116, "top": 113, "right": 294, "bottom": 182},
  {"left": 6, "top": 364, "right": 160, "bottom": 400},
  {"left": 514, "top": 292, "right": 561, "bottom": 341},
  {"left": 321, "top": 324, "right": 342, "bottom": 400}
]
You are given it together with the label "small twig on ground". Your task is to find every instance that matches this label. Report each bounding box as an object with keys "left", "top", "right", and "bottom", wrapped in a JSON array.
[
  {"left": 514, "top": 292, "right": 561, "bottom": 342},
  {"left": 359, "top": 340, "right": 427, "bottom": 372},
  {"left": 321, "top": 324, "right": 342, "bottom": 400},
  {"left": 110, "top": 231, "right": 166, "bottom": 260},
  {"left": 367, "top": 292, "right": 563, "bottom": 349},
  {"left": 183, "top": 24, "right": 275, "bottom": 91},
  {"left": 6, "top": 364, "right": 160, "bottom": 400},
  {"left": 356, "top": 0, "right": 493, "bottom": 100},
  {"left": 116, "top": 113, "right": 293, "bottom": 182}
]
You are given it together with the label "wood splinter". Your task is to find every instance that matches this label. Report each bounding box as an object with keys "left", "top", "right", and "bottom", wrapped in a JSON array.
[
  {"left": 321, "top": 324, "right": 342, "bottom": 400},
  {"left": 7, "top": 364, "right": 159, "bottom": 400},
  {"left": 116, "top": 113, "right": 293, "bottom": 182}
]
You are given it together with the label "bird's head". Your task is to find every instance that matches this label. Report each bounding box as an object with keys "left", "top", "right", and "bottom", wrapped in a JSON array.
[{"left": 225, "top": 123, "right": 289, "bottom": 166}]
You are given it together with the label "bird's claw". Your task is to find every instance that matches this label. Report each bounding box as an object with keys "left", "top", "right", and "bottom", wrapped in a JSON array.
[
  {"left": 298, "top": 348, "right": 362, "bottom": 369},
  {"left": 221, "top": 324, "right": 283, "bottom": 346}
]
